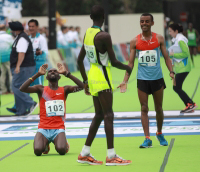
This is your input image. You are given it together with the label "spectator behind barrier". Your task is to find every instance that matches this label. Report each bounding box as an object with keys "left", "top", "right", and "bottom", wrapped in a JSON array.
[
  {"left": 0, "top": 24, "right": 13, "bottom": 94},
  {"left": 7, "top": 21, "right": 37, "bottom": 116}
]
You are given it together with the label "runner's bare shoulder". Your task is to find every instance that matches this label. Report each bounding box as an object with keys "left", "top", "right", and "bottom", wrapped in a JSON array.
[
  {"left": 95, "top": 31, "right": 111, "bottom": 43},
  {"left": 130, "top": 36, "right": 138, "bottom": 48},
  {"left": 156, "top": 34, "right": 164, "bottom": 42}
]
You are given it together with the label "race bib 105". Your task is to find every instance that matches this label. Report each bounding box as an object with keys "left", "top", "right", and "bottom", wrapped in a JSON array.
[
  {"left": 45, "top": 100, "right": 64, "bottom": 117},
  {"left": 138, "top": 50, "right": 157, "bottom": 66}
]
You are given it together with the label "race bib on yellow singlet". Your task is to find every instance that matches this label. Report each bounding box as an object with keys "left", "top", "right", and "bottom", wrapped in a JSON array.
[
  {"left": 45, "top": 100, "right": 64, "bottom": 117},
  {"left": 138, "top": 50, "right": 157, "bottom": 66},
  {"left": 84, "top": 45, "right": 97, "bottom": 63}
]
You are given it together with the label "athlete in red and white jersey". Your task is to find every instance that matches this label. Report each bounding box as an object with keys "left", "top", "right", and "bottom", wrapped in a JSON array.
[
  {"left": 20, "top": 63, "right": 84, "bottom": 156},
  {"left": 39, "top": 86, "right": 66, "bottom": 129}
]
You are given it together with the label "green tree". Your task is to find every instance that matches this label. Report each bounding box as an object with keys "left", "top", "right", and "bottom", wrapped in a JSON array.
[
  {"left": 22, "top": 0, "right": 47, "bottom": 16},
  {"left": 135, "top": 0, "right": 163, "bottom": 13},
  {"left": 56, "top": 0, "right": 125, "bottom": 15}
]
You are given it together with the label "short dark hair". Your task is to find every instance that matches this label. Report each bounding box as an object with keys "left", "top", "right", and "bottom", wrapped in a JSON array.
[
  {"left": 28, "top": 19, "right": 39, "bottom": 26},
  {"left": 169, "top": 23, "right": 183, "bottom": 33},
  {"left": 61, "top": 25, "right": 67, "bottom": 31},
  {"left": 90, "top": 5, "right": 104, "bottom": 21},
  {"left": 141, "top": 13, "right": 154, "bottom": 22}
]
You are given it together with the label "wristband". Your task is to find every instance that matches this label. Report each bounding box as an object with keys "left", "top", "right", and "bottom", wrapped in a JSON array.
[
  {"left": 66, "top": 72, "right": 71, "bottom": 77},
  {"left": 29, "top": 78, "right": 34, "bottom": 82},
  {"left": 83, "top": 80, "right": 88, "bottom": 84},
  {"left": 170, "top": 71, "right": 175, "bottom": 75}
]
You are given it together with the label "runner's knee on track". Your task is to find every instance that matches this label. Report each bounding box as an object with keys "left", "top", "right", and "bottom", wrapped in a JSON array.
[
  {"left": 34, "top": 146, "right": 44, "bottom": 156},
  {"left": 55, "top": 145, "right": 66, "bottom": 155}
]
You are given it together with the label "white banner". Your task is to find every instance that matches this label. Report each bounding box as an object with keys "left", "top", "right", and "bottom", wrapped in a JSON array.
[
  {"left": 0, "top": 0, "right": 5, "bottom": 24},
  {"left": 3, "top": 0, "right": 22, "bottom": 19}
]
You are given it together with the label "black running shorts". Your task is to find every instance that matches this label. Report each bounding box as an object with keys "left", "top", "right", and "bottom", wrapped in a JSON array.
[{"left": 137, "top": 78, "right": 166, "bottom": 95}]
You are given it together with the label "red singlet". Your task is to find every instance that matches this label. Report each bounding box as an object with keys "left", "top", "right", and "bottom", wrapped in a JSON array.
[
  {"left": 38, "top": 86, "right": 66, "bottom": 129},
  {"left": 136, "top": 32, "right": 160, "bottom": 50}
]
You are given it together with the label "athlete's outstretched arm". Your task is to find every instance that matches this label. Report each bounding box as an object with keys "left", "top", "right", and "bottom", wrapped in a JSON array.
[
  {"left": 77, "top": 45, "right": 87, "bottom": 82},
  {"left": 103, "top": 33, "right": 132, "bottom": 74},
  {"left": 117, "top": 38, "right": 136, "bottom": 92},
  {"left": 64, "top": 79, "right": 84, "bottom": 94},
  {"left": 64, "top": 74, "right": 84, "bottom": 94},
  {"left": 19, "top": 64, "right": 47, "bottom": 93},
  {"left": 123, "top": 38, "right": 137, "bottom": 83},
  {"left": 158, "top": 35, "right": 174, "bottom": 79}
]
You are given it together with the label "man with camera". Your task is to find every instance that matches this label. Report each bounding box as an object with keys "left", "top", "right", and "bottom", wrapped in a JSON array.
[
  {"left": 28, "top": 19, "right": 48, "bottom": 85},
  {"left": 8, "top": 21, "right": 37, "bottom": 116}
]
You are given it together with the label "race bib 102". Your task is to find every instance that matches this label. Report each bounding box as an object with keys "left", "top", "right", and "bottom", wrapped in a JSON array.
[
  {"left": 84, "top": 45, "right": 97, "bottom": 64},
  {"left": 138, "top": 50, "right": 158, "bottom": 66},
  {"left": 45, "top": 100, "right": 64, "bottom": 117}
]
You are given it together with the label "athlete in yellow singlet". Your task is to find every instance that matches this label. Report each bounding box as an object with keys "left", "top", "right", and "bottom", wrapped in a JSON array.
[{"left": 77, "top": 5, "right": 132, "bottom": 166}]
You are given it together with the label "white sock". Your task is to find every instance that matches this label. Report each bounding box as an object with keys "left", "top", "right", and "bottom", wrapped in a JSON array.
[
  {"left": 107, "top": 148, "right": 116, "bottom": 159},
  {"left": 81, "top": 145, "right": 90, "bottom": 156}
]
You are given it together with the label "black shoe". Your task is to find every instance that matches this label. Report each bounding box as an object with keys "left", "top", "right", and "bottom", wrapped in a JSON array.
[
  {"left": 29, "top": 101, "right": 38, "bottom": 115},
  {"left": 6, "top": 107, "right": 17, "bottom": 114}
]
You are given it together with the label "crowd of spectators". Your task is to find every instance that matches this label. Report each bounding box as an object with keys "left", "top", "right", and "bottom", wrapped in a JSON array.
[{"left": 57, "top": 26, "right": 82, "bottom": 48}]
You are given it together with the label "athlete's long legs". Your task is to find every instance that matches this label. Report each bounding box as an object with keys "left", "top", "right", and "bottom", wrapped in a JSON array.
[
  {"left": 193, "top": 47, "right": 197, "bottom": 56},
  {"left": 85, "top": 96, "right": 104, "bottom": 146},
  {"left": 54, "top": 132, "right": 67, "bottom": 155},
  {"left": 152, "top": 87, "right": 164, "bottom": 132},
  {"left": 98, "top": 89, "right": 114, "bottom": 149},
  {"left": 34, "top": 132, "right": 49, "bottom": 156},
  {"left": 138, "top": 89, "right": 149, "bottom": 136},
  {"left": 173, "top": 72, "right": 193, "bottom": 105},
  {"left": 189, "top": 47, "right": 194, "bottom": 65}
]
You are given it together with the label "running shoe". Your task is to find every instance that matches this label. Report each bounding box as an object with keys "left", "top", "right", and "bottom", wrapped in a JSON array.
[
  {"left": 43, "top": 144, "right": 50, "bottom": 154},
  {"left": 180, "top": 103, "right": 198, "bottom": 113},
  {"left": 139, "top": 138, "right": 152, "bottom": 148},
  {"left": 156, "top": 134, "right": 168, "bottom": 146},
  {"left": 106, "top": 154, "right": 131, "bottom": 166},
  {"left": 191, "top": 103, "right": 198, "bottom": 110},
  {"left": 77, "top": 154, "right": 103, "bottom": 165}
]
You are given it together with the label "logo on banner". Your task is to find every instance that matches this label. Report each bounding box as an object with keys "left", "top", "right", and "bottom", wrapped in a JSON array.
[
  {"left": 0, "top": 0, "right": 5, "bottom": 24},
  {"left": 3, "top": 0, "right": 22, "bottom": 19}
]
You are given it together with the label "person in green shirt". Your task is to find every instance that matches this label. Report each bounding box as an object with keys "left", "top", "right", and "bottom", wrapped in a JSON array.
[
  {"left": 186, "top": 23, "right": 199, "bottom": 66},
  {"left": 168, "top": 23, "right": 198, "bottom": 113}
]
